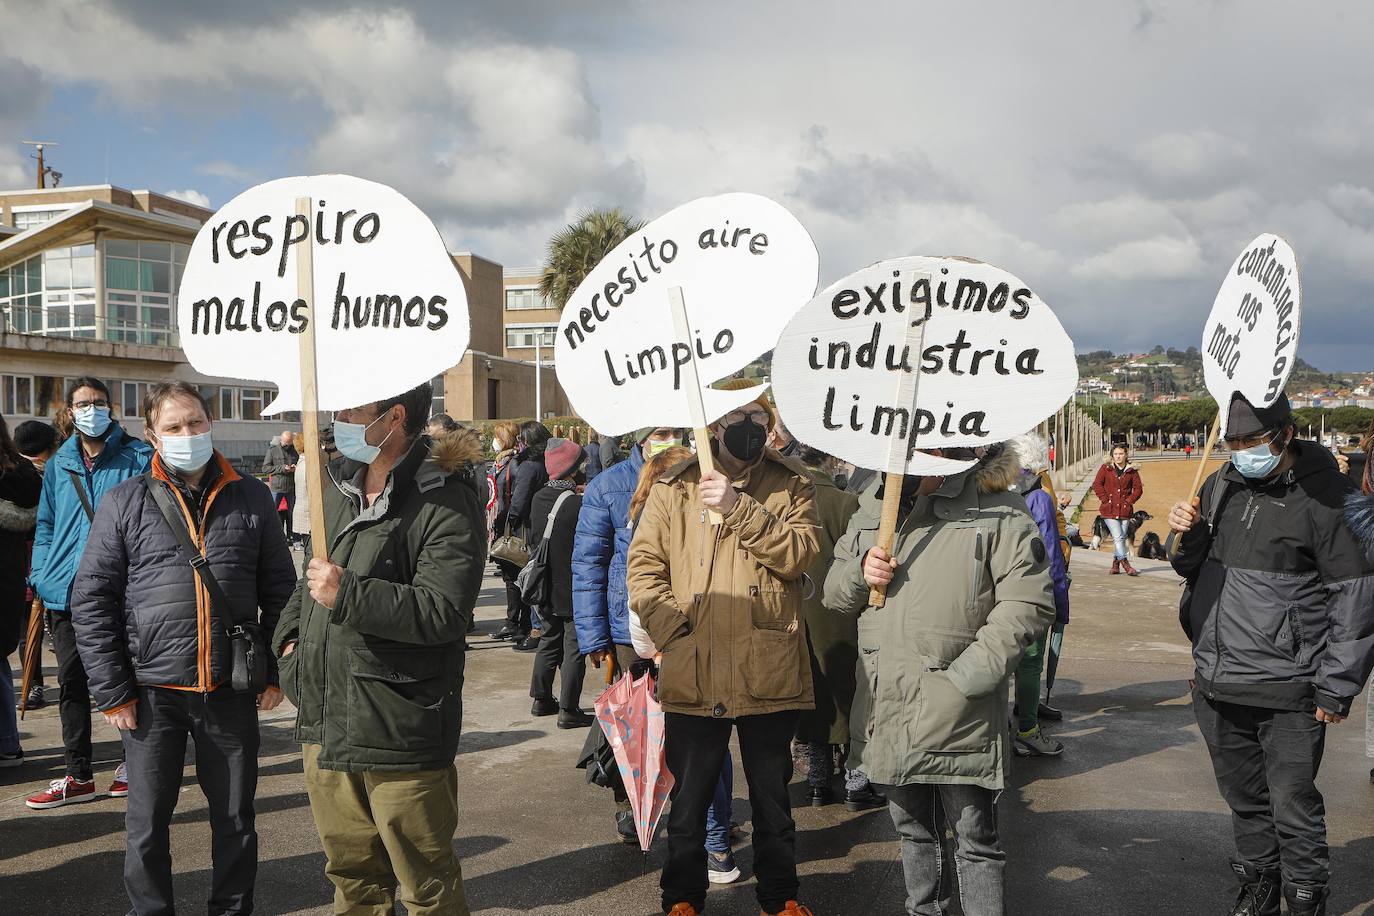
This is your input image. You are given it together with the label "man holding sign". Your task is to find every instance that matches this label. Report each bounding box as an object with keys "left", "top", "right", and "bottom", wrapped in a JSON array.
[
  {"left": 1169, "top": 392, "right": 1374, "bottom": 916},
  {"left": 824, "top": 443, "right": 1054, "bottom": 916},
  {"left": 273, "top": 382, "right": 488, "bottom": 915},
  {"left": 627, "top": 386, "right": 820, "bottom": 916}
]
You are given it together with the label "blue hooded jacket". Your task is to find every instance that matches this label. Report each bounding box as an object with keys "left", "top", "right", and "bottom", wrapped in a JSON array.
[
  {"left": 1023, "top": 483, "right": 1070, "bottom": 625},
  {"left": 29, "top": 423, "right": 153, "bottom": 612},
  {"left": 571, "top": 443, "right": 645, "bottom": 654}
]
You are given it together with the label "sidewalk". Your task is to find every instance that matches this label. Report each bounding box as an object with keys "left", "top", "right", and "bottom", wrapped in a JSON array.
[{"left": 3, "top": 559, "right": 1373, "bottom": 915}]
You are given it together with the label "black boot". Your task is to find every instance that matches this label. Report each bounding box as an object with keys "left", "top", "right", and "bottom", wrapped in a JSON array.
[
  {"left": 1282, "top": 883, "right": 1327, "bottom": 916},
  {"left": 1228, "top": 861, "right": 1280, "bottom": 916}
]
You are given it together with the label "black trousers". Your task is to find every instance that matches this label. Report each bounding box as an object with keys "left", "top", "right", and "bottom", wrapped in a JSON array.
[
  {"left": 1193, "top": 690, "right": 1328, "bottom": 886},
  {"left": 124, "top": 686, "right": 260, "bottom": 916},
  {"left": 50, "top": 611, "right": 124, "bottom": 780},
  {"left": 529, "top": 614, "right": 586, "bottom": 710},
  {"left": 662, "top": 709, "right": 800, "bottom": 914},
  {"left": 496, "top": 560, "right": 532, "bottom": 634}
]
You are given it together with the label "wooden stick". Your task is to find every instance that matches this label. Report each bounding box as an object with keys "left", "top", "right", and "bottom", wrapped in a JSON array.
[
  {"left": 869, "top": 272, "right": 928, "bottom": 608},
  {"left": 294, "top": 196, "right": 329, "bottom": 562},
  {"left": 667, "top": 286, "right": 722, "bottom": 525},
  {"left": 1187, "top": 410, "right": 1223, "bottom": 502}
]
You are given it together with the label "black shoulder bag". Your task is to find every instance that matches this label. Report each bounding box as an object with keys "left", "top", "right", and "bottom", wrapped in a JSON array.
[
  {"left": 146, "top": 477, "right": 267, "bottom": 693},
  {"left": 65, "top": 468, "right": 96, "bottom": 522}
]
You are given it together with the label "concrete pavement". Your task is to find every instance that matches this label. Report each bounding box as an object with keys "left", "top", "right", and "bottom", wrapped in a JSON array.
[{"left": 3, "top": 552, "right": 1373, "bottom": 915}]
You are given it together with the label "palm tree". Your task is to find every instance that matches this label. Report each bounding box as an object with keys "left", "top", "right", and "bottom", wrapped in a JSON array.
[{"left": 539, "top": 208, "right": 644, "bottom": 309}]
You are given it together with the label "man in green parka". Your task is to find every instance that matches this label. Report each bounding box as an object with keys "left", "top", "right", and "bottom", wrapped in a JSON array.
[
  {"left": 274, "top": 382, "right": 487, "bottom": 916},
  {"left": 824, "top": 442, "right": 1054, "bottom": 916}
]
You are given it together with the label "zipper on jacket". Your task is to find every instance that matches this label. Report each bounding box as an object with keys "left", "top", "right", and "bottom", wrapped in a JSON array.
[{"left": 1207, "top": 491, "right": 1255, "bottom": 696}]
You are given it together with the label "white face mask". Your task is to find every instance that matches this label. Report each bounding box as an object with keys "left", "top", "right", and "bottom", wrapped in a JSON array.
[
  {"left": 158, "top": 431, "right": 215, "bottom": 474},
  {"left": 334, "top": 411, "right": 395, "bottom": 464}
]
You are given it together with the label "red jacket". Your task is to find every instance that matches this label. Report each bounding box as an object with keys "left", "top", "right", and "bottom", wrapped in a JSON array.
[{"left": 1092, "top": 461, "right": 1143, "bottom": 519}]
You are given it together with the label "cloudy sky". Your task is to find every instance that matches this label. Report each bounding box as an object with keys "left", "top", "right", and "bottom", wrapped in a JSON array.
[{"left": 2, "top": 0, "right": 1372, "bottom": 370}]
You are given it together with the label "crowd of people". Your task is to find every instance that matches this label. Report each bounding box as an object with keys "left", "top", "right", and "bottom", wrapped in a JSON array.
[{"left": 2, "top": 376, "right": 1374, "bottom": 916}]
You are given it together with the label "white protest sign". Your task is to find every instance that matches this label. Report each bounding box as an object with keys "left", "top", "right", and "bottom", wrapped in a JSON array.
[
  {"left": 1201, "top": 233, "right": 1301, "bottom": 435},
  {"left": 554, "top": 192, "right": 818, "bottom": 434},
  {"left": 773, "top": 256, "right": 1078, "bottom": 475},
  {"left": 177, "top": 174, "right": 470, "bottom": 414}
]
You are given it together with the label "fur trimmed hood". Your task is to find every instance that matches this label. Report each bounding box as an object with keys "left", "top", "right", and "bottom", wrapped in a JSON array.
[
  {"left": 0, "top": 496, "right": 37, "bottom": 533},
  {"left": 974, "top": 442, "right": 1023, "bottom": 495},
  {"left": 428, "top": 428, "right": 485, "bottom": 474},
  {"left": 1344, "top": 491, "right": 1374, "bottom": 558},
  {"left": 1101, "top": 456, "right": 1137, "bottom": 472}
]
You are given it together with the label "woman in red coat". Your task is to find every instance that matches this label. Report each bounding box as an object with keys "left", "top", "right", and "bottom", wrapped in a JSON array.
[{"left": 1092, "top": 445, "right": 1144, "bottom": 575}]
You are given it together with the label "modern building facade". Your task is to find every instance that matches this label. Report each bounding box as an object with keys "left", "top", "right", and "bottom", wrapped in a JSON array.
[{"left": 1, "top": 182, "right": 572, "bottom": 466}]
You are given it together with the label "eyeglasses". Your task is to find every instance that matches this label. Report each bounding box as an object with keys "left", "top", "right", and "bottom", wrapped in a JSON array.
[
  {"left": 1224, "top": 428, "right": 1282, "bottom": 451},
  {"left": 72, "top": 399, "right": 110, "bottom": 410},
  {"left": 724, "top": 409, "right": 771, "bottom": 426}
]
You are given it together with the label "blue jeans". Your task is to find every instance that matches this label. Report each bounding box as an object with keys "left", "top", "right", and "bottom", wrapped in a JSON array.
[
  {"left": 1103, "top": 517, "right": 1128, "bottom": 559},
  {"left": 705, "top": 749, "right": 734, "bottom": 853},
  {"left": 0, "top": 654, "right": 20, "bottom": 754},
  {"left": 886, "top": 782, "right": 1004, "bottom": 916},
  {"left": 530, "top": 604, "right": 543, "bottom": 631}
]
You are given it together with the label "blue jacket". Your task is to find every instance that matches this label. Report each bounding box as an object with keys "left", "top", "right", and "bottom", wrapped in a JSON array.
[
  {"left": 572, "top": 444, "right": 644, "bottom": 653},
  {"left": 29, "top": 424, "right": 153, "bottom": 612},
  {"left": 1024, "top": 483, "right": 1070, "bottom": 625}
]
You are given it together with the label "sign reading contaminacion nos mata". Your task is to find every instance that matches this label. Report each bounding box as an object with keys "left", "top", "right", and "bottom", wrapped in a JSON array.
[
  {"left": 176, "top": 174, "right": 471, "bottom": 414},
  {"left": 773, "top": 256, "right": 1078, "bottom": 476}
]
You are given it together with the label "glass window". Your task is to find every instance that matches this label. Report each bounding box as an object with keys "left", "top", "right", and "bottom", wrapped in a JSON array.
[
  {"left": 140, "top": 260, "right": 170, "bottom": 293},
  {"left": 220, "top": 388, "right": 238, "bottom": 420},
  {"left": 505, "top": 326, "right": 556, "bottom": 349},
  {"left": 106, "top": 239, "right": 139, "bottom": 258},
  {"left": 138, "top": 241, "right": 171, "bottom": 262},
  {"left": 46, "top": 258, "right": 71, "bottom": 290},
  {"left": 72, "top": 254, "right": 94, "bottom": 288},
  {"left": 241, "top": 388, "right": 265, "bottom": 421},
  {"left": 197, "top": 386, "right": 219, "bottom": 419},
  {"left": 121, "top": 381, "right": 151, "bottom": 419},
  {"left": 504, "top": 287, "right": 546, "bottom": 311},
  {"left": 106, "top": 257, "right": 139, "bottom": 290},
  {"left": 172, "top": 244, "right": 188, "bottom": 265},
  {"left": 2, "top": 374, "right": 34, "bottom": 415}
]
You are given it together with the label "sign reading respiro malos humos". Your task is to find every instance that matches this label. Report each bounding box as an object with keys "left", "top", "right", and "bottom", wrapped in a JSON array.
[
  {"left": 554, "top": 192, "right": 819, "bottom": 435},
  {"left": 773, "top": 256, "right": 1078, "bottom": 476},
  {"left": 176, "top": 174, "right": 471, "bottom": 414}
]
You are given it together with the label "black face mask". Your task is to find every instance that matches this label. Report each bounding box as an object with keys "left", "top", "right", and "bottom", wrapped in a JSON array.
[{"left": 723, "top": 419, "right": 767, "bottom": 462}]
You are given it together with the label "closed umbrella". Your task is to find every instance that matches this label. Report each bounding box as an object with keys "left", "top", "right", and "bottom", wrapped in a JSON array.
[
  {"left": 19, "top": 597, "right": 43, "bottom": 720},
  {"left": 593, "top": 669, "right": 673, "bottom": 851},
  {"left": 1044, "top": 621, "right": 1066, "bottom": 701}
]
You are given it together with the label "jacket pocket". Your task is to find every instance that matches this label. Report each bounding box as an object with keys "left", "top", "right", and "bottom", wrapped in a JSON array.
[
  {"left": 346, "top": 647, "right": 447, "bottom": 752},
  {"left": 913, "top": 662, "right": 997, "bottom": 753},
  {"left": 277, "top": 649, "right": 300, "bottom": 708},
  {"left": 744, "top": 627, "right": 804, "bottom": 701},
  {"left": 656, "top": 632, "right": 700, "bottom": 706},
  {"left": 749, "top": 582, "right": 799, "bottom": 629},
  {"left": 852, "top": 646, "right": 879, "bottom": 740}
]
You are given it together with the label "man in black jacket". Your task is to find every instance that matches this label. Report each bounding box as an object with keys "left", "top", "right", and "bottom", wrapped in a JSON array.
[
  {"left": 1169, "top": 392, "right": 1374, "bottom": 916},
  {"left": 262, "top": 429, "right": 299, "bottom": 543},
  {"left": 72, "top": 381, "right": 296, "bottom": 916}
]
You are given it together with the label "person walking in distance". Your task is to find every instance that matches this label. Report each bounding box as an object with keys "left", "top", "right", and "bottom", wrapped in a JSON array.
[
  {"left": 274, "top": 382, "right": 487, "bottom": 915},
  {"left": 1091, "top": 445, "right": 1143, "bottom": 576},
  {"left": 628, "top": 386, "right": 821, "bottom": 916},
  {"left": 1169, "top": 392, "right": 1374, "bottom": 916},
  {"left": 824, "top": 443, "right": 1055, "bottom": 916},
  {"left": 489, "top": 421, "right": 525, "bottom": 641},
  {"left": 262, "top": 430, "right": 299, "bottom": 544},
  {"left": 71, "top": 381, "right": 296, "bottom": 916},
  {"left": 26, "top": 376, "right": 152, "bottom": 809},
  {"left": 572, "top": 425, "right": 685, "bottom": 842},
  {"left": 527, "top": 438, "right": 593, "bottom": 729}
]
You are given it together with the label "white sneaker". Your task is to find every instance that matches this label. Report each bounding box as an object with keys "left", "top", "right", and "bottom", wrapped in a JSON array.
[{"left": 1014, "top": 726, "right": 1064, "bottom": 758}]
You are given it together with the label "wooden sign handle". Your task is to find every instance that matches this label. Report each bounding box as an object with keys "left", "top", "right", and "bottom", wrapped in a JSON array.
[
  {"left": 668, "top": 286, "right": 722, "bottom": 526},
  {"left": 868, "top": 270, "right": 929, "bottom": 608},
  {"left": 1187, "top": 410, "right": 1223, "bottom": 503},
  {"left": 294, "top": 196, "right": 330, "bottom": 562}
]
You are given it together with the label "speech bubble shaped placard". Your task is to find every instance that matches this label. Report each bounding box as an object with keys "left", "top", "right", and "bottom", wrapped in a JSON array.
[
  {"left": 553, "top": 192, "right": 819, "bottom": 434},
  {"left": 1201, "top": 233, "right": 1301, "bottom": 435},
  {"left": 176, "top": 174, "right": 470, "bottom": 414},
  {"left": 773, "top": 256, "right": 1078, "bottom": 476}
]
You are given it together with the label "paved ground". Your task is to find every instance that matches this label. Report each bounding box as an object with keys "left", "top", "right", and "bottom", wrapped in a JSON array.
[{"left": 4, "top": 549, "right": 1374, "bottom": 915}]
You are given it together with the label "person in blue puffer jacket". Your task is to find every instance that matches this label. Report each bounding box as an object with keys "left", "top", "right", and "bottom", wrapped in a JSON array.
[
  {"left": 571, "top": 424, "right": 683, "bottom": 841},
  {"left": 25, "top": 376, "right": 152, "bottom": 810}
]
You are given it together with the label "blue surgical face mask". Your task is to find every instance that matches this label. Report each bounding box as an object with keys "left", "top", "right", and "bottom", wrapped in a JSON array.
[
  {"left": 72, "top": 405, "right": 112, "bottom": 438},
  {"left": 159, "top": 431, "right": 214, "bottom": 475},
  {"left": 1230, "top": 436, "right": 1284, "bottom": 479},
  {"left": 334, "top": 411, "right": 395, "bottom": 464}
]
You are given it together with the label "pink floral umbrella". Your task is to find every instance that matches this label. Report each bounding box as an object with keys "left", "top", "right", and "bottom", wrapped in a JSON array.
[{"left": 594, "top": 670, "right": 674, "bottom": 851}]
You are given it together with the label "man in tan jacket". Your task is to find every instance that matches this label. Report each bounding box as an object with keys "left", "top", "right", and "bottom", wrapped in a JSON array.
[{"left": 628, "top": 390, "right": 820, "bottom": 916}]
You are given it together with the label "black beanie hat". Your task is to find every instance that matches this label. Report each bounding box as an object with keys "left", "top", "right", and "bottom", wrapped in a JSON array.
[{"left": 1226, "top": 391, "right": 1292, "bottom": 439}]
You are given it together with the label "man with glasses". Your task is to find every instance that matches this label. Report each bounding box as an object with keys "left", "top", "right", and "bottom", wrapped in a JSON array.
[
  {"left": 26, "top": 376, "right": 153, "bottom": 809},
  {"left": 629, "top": 387, "right": 821, "bottom": 916},
  {"left": 1169, "top": 391, "right": 1374, "bottom": 916}
]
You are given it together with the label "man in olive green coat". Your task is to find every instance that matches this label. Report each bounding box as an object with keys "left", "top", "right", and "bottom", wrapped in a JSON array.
[
  {"left": 824, "top": 442, "right": 1054, "bottom": 916},
  {"left": 273, "top": 383, "right": 487, "bottom": 916}
]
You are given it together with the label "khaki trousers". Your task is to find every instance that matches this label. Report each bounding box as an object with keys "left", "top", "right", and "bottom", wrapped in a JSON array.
[{"left": 303, "top": 743, "right": 469, "bottom": 915}]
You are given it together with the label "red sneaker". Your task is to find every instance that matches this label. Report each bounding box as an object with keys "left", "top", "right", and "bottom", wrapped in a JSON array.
[
  {"left": 108, "top": 762, "right": 129, "bottom": 798},
  {"left": 26, "top": 776, "right": 99, "bottom": 810}
]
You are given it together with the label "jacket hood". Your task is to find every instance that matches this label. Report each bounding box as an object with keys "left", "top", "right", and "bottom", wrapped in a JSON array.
[
  {"left": 0, "top": 495, "right": 37, "bottom": 532},
  {"left": 1101, "top": 456, "right": 1137, "bottom": 472},
  {"left": 428, "top": 429, "right": 484, "bottom": 473},
  {"left": 1343, "top": 491, "right": 1374, "bottom": 555},
  {"left": 974, "top": 442, "right": 1022, "bottom": 495}
]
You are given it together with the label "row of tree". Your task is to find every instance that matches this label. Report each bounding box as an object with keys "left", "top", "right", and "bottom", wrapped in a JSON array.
[{"left": 1090, "top": 399, "right": 1374, "bottom": 441}]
